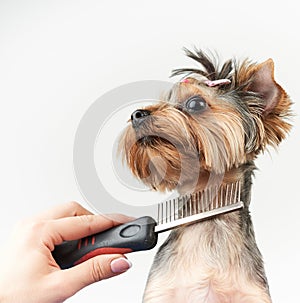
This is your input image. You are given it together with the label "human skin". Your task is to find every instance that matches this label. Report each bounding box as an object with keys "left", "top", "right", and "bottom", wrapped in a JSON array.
[{"left": 0, "top": 202, "right": 133, "bottom": 303}]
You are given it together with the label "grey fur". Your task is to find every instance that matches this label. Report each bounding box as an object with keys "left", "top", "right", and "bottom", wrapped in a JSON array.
[{"left": 145, "top": 162, "right": 270, "bottom": 298}]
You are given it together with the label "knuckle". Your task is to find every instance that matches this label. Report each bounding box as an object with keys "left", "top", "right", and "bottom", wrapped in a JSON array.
[
  {"left": 77, "top": 215, "right": 94, "bottom": 233},
  {"left": 26, "top": 219, "right": 47, "bottom": 232},
  {"left": 90, "top": 258, "right": 107, "bottom": 282},
  {"left": 78, "top": 214, "right": 94, "bottom": 224},
  {"left": 13, "top": 219, "right": 47, "bottom": 241},
  {"left": 67, "top": 201, "right": 81, "bottom": 212}
]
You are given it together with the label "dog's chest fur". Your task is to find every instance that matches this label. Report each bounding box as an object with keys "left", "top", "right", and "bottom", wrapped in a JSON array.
[{"left": 143, "top": 211, "right": 271, "bottom": 303}]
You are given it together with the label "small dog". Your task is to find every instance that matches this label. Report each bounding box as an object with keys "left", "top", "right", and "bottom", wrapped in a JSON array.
[{"left": 120, "top": 49, "right": 292, "bottom": 302}]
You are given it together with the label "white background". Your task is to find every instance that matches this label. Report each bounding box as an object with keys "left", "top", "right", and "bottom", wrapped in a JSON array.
[{"left": 0, "top": 1, "right": 299, "bottom": 302}]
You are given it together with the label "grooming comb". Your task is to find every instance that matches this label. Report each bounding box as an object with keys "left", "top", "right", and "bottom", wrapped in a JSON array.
[{"left": 53, "top": 181, "right": 243, "bottom": 269}]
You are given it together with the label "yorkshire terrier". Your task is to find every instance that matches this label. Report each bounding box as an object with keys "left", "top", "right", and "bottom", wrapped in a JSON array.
[{"left": 120, "top": 49, "right": 292, "bottom": 302}]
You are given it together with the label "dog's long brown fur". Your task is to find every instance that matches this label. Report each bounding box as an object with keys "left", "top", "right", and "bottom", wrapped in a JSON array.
[{"left": 120, "top": 49, "right": 292, "bottom": 302}]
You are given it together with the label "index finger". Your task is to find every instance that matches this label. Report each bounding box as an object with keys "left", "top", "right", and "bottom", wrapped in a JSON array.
[{"left": 45, "top": 213, "right": 135, "bottom": 247}]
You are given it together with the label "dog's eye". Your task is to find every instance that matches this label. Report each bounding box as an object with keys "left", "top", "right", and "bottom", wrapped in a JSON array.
[{"left": 185, "top": 96, "right": 207, "bottom": 113}]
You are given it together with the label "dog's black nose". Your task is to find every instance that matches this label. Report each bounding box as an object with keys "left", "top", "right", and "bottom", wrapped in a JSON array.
[{"left": 131, "top": 109, "right": 150, "bottom": 128}]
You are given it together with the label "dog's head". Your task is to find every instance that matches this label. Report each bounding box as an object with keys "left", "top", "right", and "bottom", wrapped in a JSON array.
[{"left": 119, "top": 49, "right": 292, "bottom": 192}]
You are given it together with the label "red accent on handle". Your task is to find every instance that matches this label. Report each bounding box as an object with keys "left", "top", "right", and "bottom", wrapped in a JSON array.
[{"left": 74, "top": 247, "right": 133, "bottom": 266}]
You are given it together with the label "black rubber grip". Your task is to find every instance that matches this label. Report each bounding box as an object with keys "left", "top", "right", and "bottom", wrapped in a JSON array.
[{"left": 52, "top": 216, "right": 157, "bottom": 269}]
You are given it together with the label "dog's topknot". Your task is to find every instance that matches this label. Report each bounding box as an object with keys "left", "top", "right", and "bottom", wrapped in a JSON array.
[
  {"left": 171, "top": 48, "right": 259, "bottom": 93},
  {"left": 171, "top": 48, "right": 234, "bottom": 82},
  {"left": 171, "top": 48, "right": 235, "bottom": 80}
]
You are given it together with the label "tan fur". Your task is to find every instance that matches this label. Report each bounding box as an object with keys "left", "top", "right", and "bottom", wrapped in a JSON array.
[
  {"left": 143, "top": 214, "right": 271, "bottom": 303},
  {"left": 120, "top": 86, "right": 250, "bottom": 190},
  {"left": 119, "top": 54, "right": 292, "bottom": 302}
]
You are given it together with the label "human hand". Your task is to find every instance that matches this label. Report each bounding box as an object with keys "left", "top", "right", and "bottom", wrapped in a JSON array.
[{"left": 0, "top": 202, "right": 133, "bottom": 303}]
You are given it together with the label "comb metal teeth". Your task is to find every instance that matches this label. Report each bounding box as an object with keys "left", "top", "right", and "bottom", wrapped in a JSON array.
[{"left": 155, "top": 181, "right": 243, "bottom": 233}]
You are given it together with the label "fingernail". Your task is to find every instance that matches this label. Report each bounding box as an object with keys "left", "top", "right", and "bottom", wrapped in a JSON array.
[{"left": 111, "top": 258, "right": 132, "bottom": 273}]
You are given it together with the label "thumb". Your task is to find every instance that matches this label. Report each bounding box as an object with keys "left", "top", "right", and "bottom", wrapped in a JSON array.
[{"left": 58, "top": 254, "right": 132, "bottom": 296}]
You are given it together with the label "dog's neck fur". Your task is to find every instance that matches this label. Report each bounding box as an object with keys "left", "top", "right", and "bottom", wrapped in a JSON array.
[{"left": 143, "top": 162, "right": 272, "bottom": 303}]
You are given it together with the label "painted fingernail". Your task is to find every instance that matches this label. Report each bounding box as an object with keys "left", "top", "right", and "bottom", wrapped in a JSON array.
[{"left": 111, "top": 258, "right": 132, "bottom": 273}]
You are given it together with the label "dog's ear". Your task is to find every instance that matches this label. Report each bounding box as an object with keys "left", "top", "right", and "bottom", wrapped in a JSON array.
[
  {"left": 248, "top": 59, "right": 285, "bottom": 115},
  {"left": 245, "top": 59, "right": 292, "bottom": 150}
]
